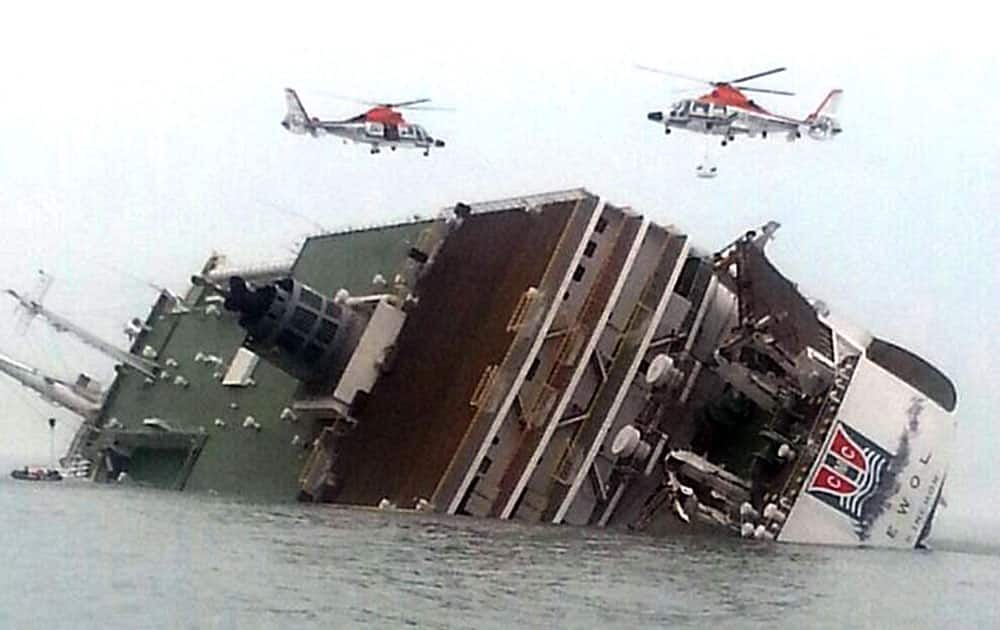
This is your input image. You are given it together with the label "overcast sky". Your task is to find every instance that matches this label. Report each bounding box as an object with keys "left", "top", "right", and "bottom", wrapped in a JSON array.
[{"left": 1, "top": 2, "right": 996, "bottom": 537}]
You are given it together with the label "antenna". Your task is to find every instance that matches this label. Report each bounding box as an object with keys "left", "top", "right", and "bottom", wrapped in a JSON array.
[
  {"left": 256, "top": 199, "right": 330, "bottom": 234},
  {"left": 5, "top": 288, "right": 161, "bottom": 379},
  {"left": 14, "top": 270, "right": 53, "bottom": 334},
  {"left": 48, "top": 417, "right": 56, "bottom": 470}
]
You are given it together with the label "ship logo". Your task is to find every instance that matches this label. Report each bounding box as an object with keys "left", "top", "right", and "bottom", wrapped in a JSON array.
[{"left": 807, "top": 421, "right": 892, "bottom": 527}]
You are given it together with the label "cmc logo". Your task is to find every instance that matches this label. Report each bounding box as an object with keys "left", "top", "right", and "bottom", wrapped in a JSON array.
[{"left": 807, "top": 422, "right": 892, "bottom": 527}]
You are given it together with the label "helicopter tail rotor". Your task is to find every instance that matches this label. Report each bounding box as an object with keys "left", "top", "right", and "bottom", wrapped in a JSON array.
[
  {"left": 282, "top": 88, "right": 312, "bottom": 134},
  {"left": 806, "top": 89, "right": 844, "bottom": 140}
]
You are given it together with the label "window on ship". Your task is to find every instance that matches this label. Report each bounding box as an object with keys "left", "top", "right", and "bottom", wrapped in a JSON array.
[{"left": 866, "top": 338, "right": 957, "bottom": 411}]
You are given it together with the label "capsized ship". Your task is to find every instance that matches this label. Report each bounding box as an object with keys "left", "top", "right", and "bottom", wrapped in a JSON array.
[{"left": 64, "top": 189, "right": 956, "bottom": 548}]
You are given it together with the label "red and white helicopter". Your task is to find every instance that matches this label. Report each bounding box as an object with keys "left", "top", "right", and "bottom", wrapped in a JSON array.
[
  {"left": 282, "top": 88, "right": 447, "bottom": 156},
  {"left": 639, "top": 66, "right": 842, "bottom": 146}
]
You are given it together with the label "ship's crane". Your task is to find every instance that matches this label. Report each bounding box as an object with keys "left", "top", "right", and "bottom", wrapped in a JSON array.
[
  {"left": 5, "top": 288, "right": 161, "bottom": 379},
  {"left": 0, "top": 351, "right": 103, "bottom": 419}
]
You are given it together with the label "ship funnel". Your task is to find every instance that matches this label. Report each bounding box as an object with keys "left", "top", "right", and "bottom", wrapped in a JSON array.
[{"left": 223, "top": 276, "right": 365, "bottom": 386}]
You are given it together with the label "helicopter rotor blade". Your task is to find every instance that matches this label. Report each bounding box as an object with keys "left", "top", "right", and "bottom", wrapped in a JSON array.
[
  {"left": 399, "top": 105, "right": 455, "bottom": 112},
  {"left": 309, "top": 90, "right": 381, "bottom": 106},
  {"left": 728, "top": 67, "right": 787, "bottom": 84},
  {"left": 307, "top": 92, "right": 438, "bottom": 110},
  {"left": 738, "top": 86, "right": 796, "bottom": 96},
  {"left": 383, "top": 98, "right": 432, "bottom": 108},
  {"left": 634, "top": 65, "right": 715, "bottom": 85}
]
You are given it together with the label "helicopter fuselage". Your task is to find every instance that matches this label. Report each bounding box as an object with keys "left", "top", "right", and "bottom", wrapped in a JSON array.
[
  {"left": 291, "top": 120, "right": 446, "bottom": 155},
  {"left": 648, "top": 86, "right": 842, "bottom": 145},
  {"left": 281, "top": 89, "right": 446, "bottom": 155}
]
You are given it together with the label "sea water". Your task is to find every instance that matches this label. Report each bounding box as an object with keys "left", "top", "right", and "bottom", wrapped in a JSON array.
[{"left": 0, "top": 478, "right": 997, "bottom": 629}]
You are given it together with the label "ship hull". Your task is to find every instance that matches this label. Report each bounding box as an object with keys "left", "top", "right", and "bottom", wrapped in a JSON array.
[{"left": 65, "top": 189, "right": 956, "bottom": 549}]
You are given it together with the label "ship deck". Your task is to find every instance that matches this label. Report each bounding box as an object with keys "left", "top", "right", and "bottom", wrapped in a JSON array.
[{"left": 333, "top": 204, "right": 576, "bottom": 507}]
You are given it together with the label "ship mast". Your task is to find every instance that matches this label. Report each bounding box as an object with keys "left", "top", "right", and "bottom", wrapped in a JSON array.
[
  {"left": 5, "top": 288, "right": 160, "bottom": 379},
  {"left": 0, "top": 351, "right": 102, "bottom": 419}
]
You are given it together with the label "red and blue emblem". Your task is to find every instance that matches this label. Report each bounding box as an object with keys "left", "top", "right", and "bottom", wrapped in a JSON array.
[{"left": 807, "top": 421, "right": 892, "bottom": 526}]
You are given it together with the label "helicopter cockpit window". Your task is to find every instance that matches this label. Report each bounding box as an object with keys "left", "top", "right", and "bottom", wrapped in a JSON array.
[
  {"left": 364, "top": 122, "right": 385, "bottom": 137},
  {"left": 690, "top": 101, "right": 711, "bottom": 116},
  {"left": 398, "top": 125, "right": 416, "bottom": 138},
  {"left": 670, "top": 101, "right": 690, "bottom": 117},
  {"left": 413, "top": 126, "right": 427, "bottom": 140}
]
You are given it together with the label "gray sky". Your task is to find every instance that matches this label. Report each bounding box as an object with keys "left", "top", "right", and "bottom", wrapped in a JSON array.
[{"left": 1, "top": 2, "right": 996, "bottom": 535}]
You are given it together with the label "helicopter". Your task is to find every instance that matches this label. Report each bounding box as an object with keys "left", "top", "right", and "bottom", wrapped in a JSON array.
[
  {"left": 281, "top": 88, "right": 447, "bottom": 156},
  {"left": 638, "top": 66, "right": 842, "bottom": 146}
]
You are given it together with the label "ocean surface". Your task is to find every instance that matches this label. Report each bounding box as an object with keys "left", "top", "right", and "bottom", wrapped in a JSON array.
[{"left": 1, "top": 478, "right": 997, "bottom": 629}]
